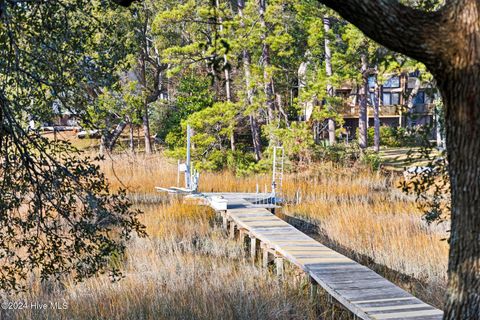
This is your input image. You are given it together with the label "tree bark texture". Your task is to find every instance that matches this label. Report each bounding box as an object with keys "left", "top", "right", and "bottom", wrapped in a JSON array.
[
  {"left": 318, "top": 0, "right": 480, "bottom": 318},
  {"left": 107, "top": 121, "right": 127, "bottom": 151},
  {"left": 358, "top": 53, "right": 368, "bottom": 150},
  {"left": 298, "top": 60, "right": 315, "bottom": 121},
  {"left": 215, "top": 0, "right": 231, "bottom": 103},
  {"left": 406, "top": 73, "right": 422, "bottom": 127},
  {"left": 373, "top": 74, "right": 380, "bottom": 152},
  {"left": 142, "top": 100, "right": 152, "bottom": 154},
  {"left": 137, "top": 6, "right": 166, "bottom": 155},
  {"left": 324, "top": 16, "right": 336, "bottom": 145},
  {"left": 258, "top": 0, "right": 276, "bottom": 124},
  {"left": 239, "top": 0, "right": 262, "bottom": 160},
  {"left": 249, "top": 114, "right": 262, "bottom": 160},
  {"left": 215, "top": 0, "right": 235, "bottom": 152}
]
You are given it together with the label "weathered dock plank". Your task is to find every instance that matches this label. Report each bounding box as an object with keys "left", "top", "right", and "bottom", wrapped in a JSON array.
[{"left": 198, "top": 192, "right": 443, "bottom": 320}]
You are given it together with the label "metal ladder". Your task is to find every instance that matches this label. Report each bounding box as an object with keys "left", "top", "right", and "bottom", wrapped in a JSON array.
[{"left": 271, "top": 146, "right": 284, "bottom": 204}]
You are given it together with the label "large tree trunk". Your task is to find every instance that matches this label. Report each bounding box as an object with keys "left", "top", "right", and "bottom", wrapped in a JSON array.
[
  {"left": 258, "top": 0, "right": 275, "bottom": 124},
  {"left": 438, "top": 70, "right": 480, "bottom": 319},
  {"left": 358, "top": 53, "right": 368, "bottom": 150},
  {"left": 100, "top": 118, "right": 115, "bottom": 155},
  {"left": 297, "top": 60, "right": 314, "bottom": 121},
  {"left": 249, "top": 114, "right": 262, "bottom": 161},
  {"left": 215, "top": 0, "right": 235, "bottom": 152},
  {"left": 99, "top": 133, "right": 107, "bottom": 156},
  {"left": 276, "top": 93, "right": 289, "bottom": 125},
  {"left": 324, "top": 16, "right": 336, "bottom": 146},
  {"left": 318, "top": 1, "right": 480, "bottom": 318},
  {"left": 107, "top": 121, "right": 127, "bottom": 152},
  {"left": 244, "top": 47, "right": 262, "bottom": 160},
  {"left": 238, "top": 0, "right": 262, "bottom": 160},
  {"left": 230, "top": 133, "right": 236, "bottom": 151}
]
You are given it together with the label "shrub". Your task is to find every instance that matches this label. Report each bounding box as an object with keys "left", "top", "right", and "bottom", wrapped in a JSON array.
[
  {"left": 263, "top": 122, "right": 315, "bottom": 166},
  {"left": 366, "top": 126, "right": 420, "bottom": 147},
  {"left": 313, "top": 143, "right": 362, "bottom": 166},
  {"left": 361, "top": 151, "right": 383, "bottom": 171}
]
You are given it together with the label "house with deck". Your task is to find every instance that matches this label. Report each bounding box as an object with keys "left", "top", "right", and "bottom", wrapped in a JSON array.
[{"left": 338, "top": 72, "right": 439, "bottom": 139}]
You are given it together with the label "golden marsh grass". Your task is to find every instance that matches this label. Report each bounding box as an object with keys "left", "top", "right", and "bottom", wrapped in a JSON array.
[
  {"left": 100, "top": 153, "right": 448, "bottom": 302},
  {"left": 3, "top": 201, "right": 321, "bottom": 320},
  {"left": 2, "top": 152, "right": 447, "bottom": 319}
]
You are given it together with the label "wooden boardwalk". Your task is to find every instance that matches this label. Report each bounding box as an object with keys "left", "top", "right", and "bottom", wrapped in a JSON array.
[{"left": 197, "top": 192, "right": 443, "bottom": 320}]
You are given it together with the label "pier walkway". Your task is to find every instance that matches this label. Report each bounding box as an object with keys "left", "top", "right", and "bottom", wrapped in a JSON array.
[{"left": 194, "top": 192, "right": 443, "bottom": 320}]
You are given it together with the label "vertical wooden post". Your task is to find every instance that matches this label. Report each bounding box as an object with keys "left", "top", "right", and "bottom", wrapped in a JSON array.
[
  {"left": 309, "top": 276, "right": 318, "bottom": 304},
  {"left": 250, "top": 236, "right": 257, "bottom": 261},
  {"left": 239, "top": 229, "right": 246, "bottom": 244},
  {"left": 262, "top": 248, "right": 270, "bottom": 268},
  {"left": 239, "top": 229, "right": 248, "bottom": 255},
  {"left": 222, "top": 212, "right": 228, "bottom": 230},
  {"left": 275, "top": 256, "right": 284, "bottom": 279},
  {"left": 229, "top": 221, "right": 236, "bottom": 239}
]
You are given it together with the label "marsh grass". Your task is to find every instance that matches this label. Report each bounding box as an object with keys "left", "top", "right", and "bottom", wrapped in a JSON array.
[
  {"left": 100, "top": 153, "right": 448, "bottom": 303},
  {"left": 2, "top": 152, "right": 447, "bottom": 319},
  {"left": 2, "top": 199, "right": 326, "bottom": 320}
]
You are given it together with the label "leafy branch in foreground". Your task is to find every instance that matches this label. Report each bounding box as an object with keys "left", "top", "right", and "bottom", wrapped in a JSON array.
[
  {"left": 0, "top": 0, "right": 146, "bottom": 292},
  {"left": 400, "top": 123, "right": 450, "bottom": 225},
  {"left": 0, "top": 103, "right": 146, "bottom": 292}
]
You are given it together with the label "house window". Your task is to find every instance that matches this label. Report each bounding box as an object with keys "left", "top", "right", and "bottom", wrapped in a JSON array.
[
  {"left": 383, "top": 92, "right": 400, "bottom": 105},
  {"left": 382, "top": 92, "right": 391, "bottom": 105},
  {"left": 391, "top": 93, "right": 400, "bottom": 105},
  {"left": 384, "top": 76, "right": 400, "bottom": 88},
  {"left": 369, "top": 93, "right": 377, "bottom": 105},
  {"left": 413, "top": 91, "right": 425, "bottom": 105},
  {"left": 368, "top": 76, "right": 376, "bottom": 89}
]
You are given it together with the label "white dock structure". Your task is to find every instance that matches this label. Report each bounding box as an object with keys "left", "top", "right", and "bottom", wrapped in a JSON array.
[{"left": 194, "top": 192, "right": 443, "bottom": 320}]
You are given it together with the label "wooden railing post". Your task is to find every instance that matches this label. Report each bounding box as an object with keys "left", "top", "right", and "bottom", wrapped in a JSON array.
[
  {"left": 309, "top": 276, "right": 318, "bottom": 304},
  {"left": 262, "top": 247, "right": 270, "bottom": 268},
  {"left": 222, "top": 211, "right": 228, "bottom": 229},
  {"left": 229, "top": 221, "right": 236, "bottom": 239},
  {"left": 250, "top": 236, "right": 257, "bottom": 262},
  {"left": 239, "top": 228, "right": 246, "bottom": 244},
  {"left": 275, "top": 255, "right": 284, "bottom": 280}
]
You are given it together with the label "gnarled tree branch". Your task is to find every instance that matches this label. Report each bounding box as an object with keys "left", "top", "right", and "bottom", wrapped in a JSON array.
[{"left": 318, "top": 0, "right": 449, "bottom": 69}]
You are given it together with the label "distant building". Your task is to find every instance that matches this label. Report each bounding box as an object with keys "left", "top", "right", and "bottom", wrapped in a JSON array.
[
  {"left": 50, "top": 100, "right": 79, "bottom": 127},
  {"left": 331, "top": 72, "right": 438, "bottom": 139},
  {"left": 34, "top": 100, "right": 79, "bottom": 130}
]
